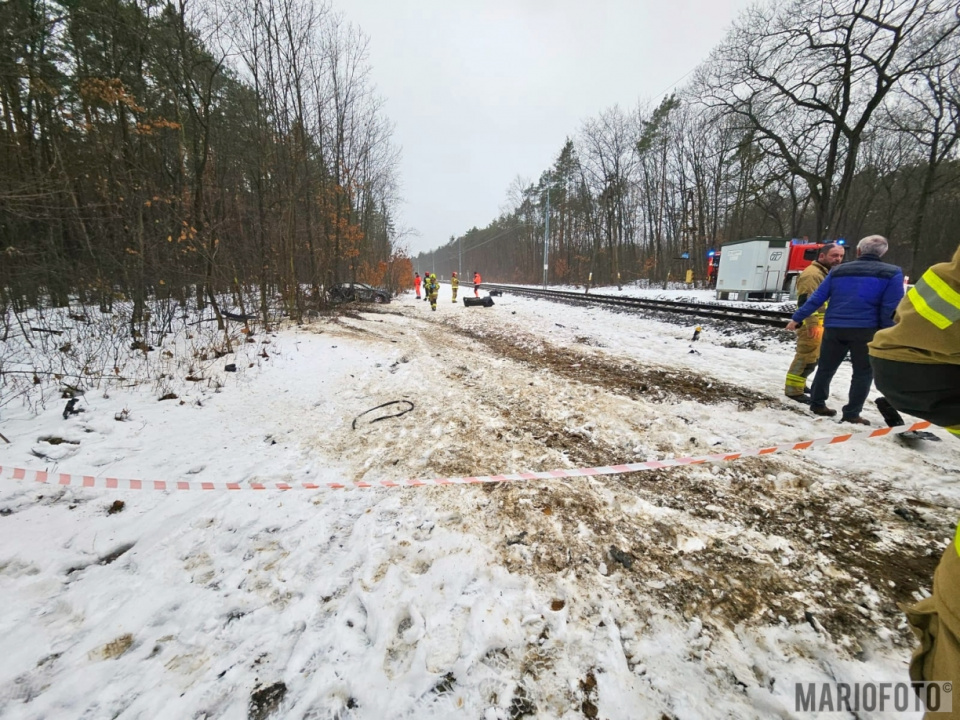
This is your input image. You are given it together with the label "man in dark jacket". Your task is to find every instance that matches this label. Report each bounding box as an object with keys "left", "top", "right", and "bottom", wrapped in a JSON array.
[{"left": 786, "top": 235, "right": 904, "bottom": 424}]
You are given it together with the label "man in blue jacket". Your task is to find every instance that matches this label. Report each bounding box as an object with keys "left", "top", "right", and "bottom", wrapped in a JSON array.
[{"left": 786, "top": 235, "right": 904, "bottom": 424}]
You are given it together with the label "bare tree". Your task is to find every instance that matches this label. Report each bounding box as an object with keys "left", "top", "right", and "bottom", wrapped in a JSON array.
[
  {"left": 884, "top": 39, "right": 960, "bottom": 272},
  {"left": 700, "top": 0, "right": 960, "bottom": 240}
]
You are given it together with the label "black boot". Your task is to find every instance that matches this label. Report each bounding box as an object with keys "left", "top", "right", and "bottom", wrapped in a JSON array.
[{"left": 875, "top": 397, "right": 905, "bottom": 427}]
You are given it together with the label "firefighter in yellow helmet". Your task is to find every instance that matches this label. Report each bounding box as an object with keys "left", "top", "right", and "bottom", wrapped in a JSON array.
[
  {"left": 427, "top": 273, "right": 439, "bottom": 311},
  {"left": 451, "top": 272, "right": 459, "bottom": 302},
  {"left": 784, "top": 243, "right": 846, "bottom": 402},
  {"left": 868, "top": 244, "right": 960, "bottom": 716}
]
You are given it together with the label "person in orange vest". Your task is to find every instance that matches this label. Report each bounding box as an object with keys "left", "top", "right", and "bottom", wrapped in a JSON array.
[
  {"left": 451, "top": 272, "right": 459, "bottom": 302},
  {"left": 473, "top": 270, "right": 481, "bottom": 297},
  {"left": 868, "top": 244, "right": 960, "bottom": 710},
  {"left": 414, "top": 272, "right": 422, "bottom": 299}
]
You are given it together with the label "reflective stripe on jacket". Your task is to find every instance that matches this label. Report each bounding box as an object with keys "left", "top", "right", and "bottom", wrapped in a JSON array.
[{"left": 869, "top": 244, "right": 960, "bottom": 366}]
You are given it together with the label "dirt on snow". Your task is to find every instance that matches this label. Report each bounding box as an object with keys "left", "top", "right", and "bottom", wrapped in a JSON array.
[{"left": 314, "top": 305, "right": 954, "bottom": 659}]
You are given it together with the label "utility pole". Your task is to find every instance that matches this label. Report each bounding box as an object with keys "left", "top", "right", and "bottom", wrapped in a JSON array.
[
  {"left": 459, "top": 236, "right": 462, "bottom": 279},
  {"left": 542, "top": 182, "right": 550, "bottom": 288}
]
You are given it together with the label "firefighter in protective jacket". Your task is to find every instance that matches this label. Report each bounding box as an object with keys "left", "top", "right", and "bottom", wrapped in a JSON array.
[
  {"left": 451, "top": 272, "right": 459, "bottom": 303},
  {"left": 427, "top": 273, "right": 439, "bottom": 311},
  {"left": 784, "top": 243, "right": 845, "bottom": 401},
  {"left": 869, "top": 244, "right": 960, "bottom": 712}
]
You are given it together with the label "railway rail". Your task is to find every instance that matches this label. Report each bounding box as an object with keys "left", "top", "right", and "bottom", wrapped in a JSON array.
[{"left": 478, "top": 283, "right": 793, "bottom": 328}]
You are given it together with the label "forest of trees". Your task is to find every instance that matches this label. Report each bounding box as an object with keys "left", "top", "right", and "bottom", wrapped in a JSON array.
[
  {"left": 0, "top": 0, "right": 409, "bottom": 333},
  {"left": 422, "top": 0, "right": 960, "bottom": 289}
]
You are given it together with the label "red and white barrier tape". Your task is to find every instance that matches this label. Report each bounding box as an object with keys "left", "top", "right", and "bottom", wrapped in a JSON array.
[{"left": 0, "top": 421, "right": 934, "bottom": 491}]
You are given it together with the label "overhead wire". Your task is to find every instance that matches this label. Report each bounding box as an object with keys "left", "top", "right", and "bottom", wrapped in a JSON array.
[{"left": 422, "top": 222, "right": 528, "bottom": 263}]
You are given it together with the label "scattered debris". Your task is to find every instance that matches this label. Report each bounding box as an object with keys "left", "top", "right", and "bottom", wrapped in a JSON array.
[
  {"left": 62, "top": 398, "right": 83, "bottom": 419},
  {"left": 351, "top": 400, "right": 415, "bottom": 430},
  {"left": 158, "top": 393, "right": 178, "bottom": 401},
  {"left": 609, "top": 546, "right": 634, "bottom": 570},
  {"left": 107, "top": 500, "right": 125, "bottom": 515},
  {"left": 506, "top": 531, "right": 528, "bottom": 546},
  {"left": 248, "top": 681, "right": 287, "bottom": 720},
  {"left": 893, "top": 507, "right": 923, "bottom": 523},
  {"left": 225, "top": 363, "right": 237, "bottom": 372},
  {"left": 432, "top": 672, "right": 456, "bottom": 694}
]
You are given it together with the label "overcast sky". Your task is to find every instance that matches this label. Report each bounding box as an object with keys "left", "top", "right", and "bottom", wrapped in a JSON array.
[{"left": 340, "top": 0, "right": 754, "bottom": 256}]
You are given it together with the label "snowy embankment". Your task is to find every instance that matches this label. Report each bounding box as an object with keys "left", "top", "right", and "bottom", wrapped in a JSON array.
[{"left": 0, "top": 288, "right": 957, "bottom": 719}]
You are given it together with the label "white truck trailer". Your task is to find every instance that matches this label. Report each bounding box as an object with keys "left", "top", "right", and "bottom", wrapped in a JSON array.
[{"left": 715, "top": 237, "right": 791, "bottom": 301}]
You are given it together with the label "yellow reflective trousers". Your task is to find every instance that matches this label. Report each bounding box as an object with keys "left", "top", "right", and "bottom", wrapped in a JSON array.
[{"left": 785, "top": 316, "right": 824, "bottom": 396}]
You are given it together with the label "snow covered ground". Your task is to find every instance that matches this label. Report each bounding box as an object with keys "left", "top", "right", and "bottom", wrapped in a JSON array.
[{"left": 0, "top": 287, "right": 957, "bottom": 719}]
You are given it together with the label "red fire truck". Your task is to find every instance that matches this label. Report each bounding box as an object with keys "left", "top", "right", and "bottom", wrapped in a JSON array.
[{"left": 706, "top": 250, "right": 721, "bottom": 286}]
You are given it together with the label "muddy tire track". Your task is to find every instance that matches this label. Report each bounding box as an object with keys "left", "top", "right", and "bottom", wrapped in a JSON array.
[{"left": 447, "top": 323, "right": 785, "bottom": 411}]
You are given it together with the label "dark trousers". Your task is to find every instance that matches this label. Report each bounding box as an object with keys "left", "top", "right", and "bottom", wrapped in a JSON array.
[
  {"left": 810, "top": 327, "right": 877, "bottom": 419},
  {"left": 871, "top": 357, "right": 960, "bottom": 430}
]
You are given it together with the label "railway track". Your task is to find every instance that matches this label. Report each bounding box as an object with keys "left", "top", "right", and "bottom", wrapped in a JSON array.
[{"left": 479, "top": 283, "right": 793, "bottom": 328}]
